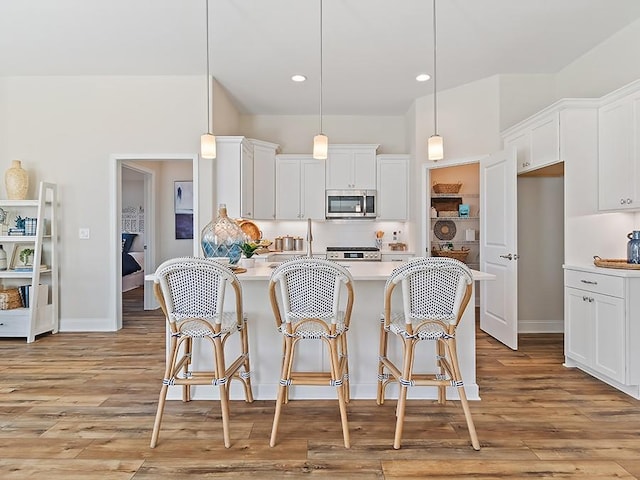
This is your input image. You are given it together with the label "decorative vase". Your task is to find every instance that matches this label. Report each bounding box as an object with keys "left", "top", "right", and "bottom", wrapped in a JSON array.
[
  {"left": 201, "top": 204, "right": 247, "bottom": 265},
  {"left": 239, "top": 257, "right": 255, "bottom": 269},
  {"left": 5, "top": 160, "right": 29, "bottom": 200}
]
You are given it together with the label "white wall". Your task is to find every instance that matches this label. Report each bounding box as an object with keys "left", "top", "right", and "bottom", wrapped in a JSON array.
[
  {"left": 158, "top": 160, "right": 193, "bottom": 259},
  {"left": 1, "top": 75, "right": 205, "bottom": 326},
  {"left": 212, "top": 77, "right": 242, "bottom": 136},
  {"left": 556, "top": 17, "right": 640, "bottom": 99},
  {"left": 498, "top": 74, "right": 556, "bottom": 131},
  {"left": 410, "top": 76, "right": 502, "bottom": 253},
  {"left": 239, "top": 114, "right": 406, "bottom": 154},
  {"left": 517, "top": 176, "right": 564, "bottom": 331}
]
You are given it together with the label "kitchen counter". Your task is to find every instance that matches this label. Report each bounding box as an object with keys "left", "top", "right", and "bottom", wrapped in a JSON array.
[{"left": 148, "top": 262, "right": 494, "bottom": 401}]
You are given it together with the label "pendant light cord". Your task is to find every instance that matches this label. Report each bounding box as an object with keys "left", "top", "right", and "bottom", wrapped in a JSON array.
[
  {"left": 205, "top": 0, "right": 211, "bottom": 135},
  {"left": 433, "top": 0, "right": 438, "bottom": 135},
  {"left": 319, "top": 0, "right": 324, "bottom": 134}
]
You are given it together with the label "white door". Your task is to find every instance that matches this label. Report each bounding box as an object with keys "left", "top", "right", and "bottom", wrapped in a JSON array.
[{"left": 480, "top": 149, "right": 518, "bottom": 349}]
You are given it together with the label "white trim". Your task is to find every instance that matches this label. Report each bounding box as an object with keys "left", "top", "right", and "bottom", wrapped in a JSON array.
[
  {"left": 519, "top": 319, "right": 564, "bottom": 334},
  {"left": 110, "top": 153, "right": 199, "bottom": 331}
]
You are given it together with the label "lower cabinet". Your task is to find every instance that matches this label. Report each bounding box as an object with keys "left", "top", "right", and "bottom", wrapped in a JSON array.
[
  {"left": 381, "top": 252, "right": 414, "bottom": 263},
  {"left": 564, "top": 267, "right": 640, "bottom": 397}
]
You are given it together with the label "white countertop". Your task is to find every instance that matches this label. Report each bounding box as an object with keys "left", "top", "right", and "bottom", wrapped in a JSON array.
[
  {"left": 237, "top": 261, "right": 494, "bottom": 282},
  {"left": 564, "top": 263, "right": 640, "bottom": 278},
  {"left": 147, "top": 260, "right": 494, "bottom": 283}
]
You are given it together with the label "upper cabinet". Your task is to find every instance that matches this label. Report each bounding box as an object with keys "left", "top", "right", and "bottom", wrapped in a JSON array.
[
  {"left": 377, "top": 154, "right": 409, "bottom": 221},
  {"left": 215, "top": 136, "right": 279, "bottom": 219},
  {"left": 598, "top": 90, "right": 640, "bottom": 211},
  {"left": 325, "top": 144, "right": 379, "bottom": 190},
  {"left": 252, "top": 139, "right": 281, "bottom": 219},
  {"left": 503, "top": 111, "right": 560, "bottom": 174},
  {"left": 275, "top": 155, "right": 325, "bottom": 220}
]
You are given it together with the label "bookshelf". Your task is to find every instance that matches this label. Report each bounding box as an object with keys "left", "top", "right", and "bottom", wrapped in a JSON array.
[{"left": 0, "top": 182, "right": 58, "bottom": 342}]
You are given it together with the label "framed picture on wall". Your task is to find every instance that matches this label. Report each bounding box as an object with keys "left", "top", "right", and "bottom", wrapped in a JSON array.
[{"left": 174, "top": 181, "right": 193, "bottom": 239}]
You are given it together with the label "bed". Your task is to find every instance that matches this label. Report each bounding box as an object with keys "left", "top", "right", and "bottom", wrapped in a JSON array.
[{"left": 122, "top": 233, "right": 145, "bottom": 292}]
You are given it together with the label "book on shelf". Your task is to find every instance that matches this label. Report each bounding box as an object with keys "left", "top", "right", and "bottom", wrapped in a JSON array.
[{"left": 11, "top": 264, "right": 47, "bottom": 272}]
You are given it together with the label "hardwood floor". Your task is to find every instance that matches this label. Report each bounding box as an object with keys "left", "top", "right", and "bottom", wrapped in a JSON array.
[{"left": 1, "top": 288, "right": 640, "bottom": 479}]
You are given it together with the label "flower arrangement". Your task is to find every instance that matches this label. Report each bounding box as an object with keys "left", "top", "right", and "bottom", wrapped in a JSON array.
[{"left": 240, "top": 242, "right": 261, "bottom": 259}]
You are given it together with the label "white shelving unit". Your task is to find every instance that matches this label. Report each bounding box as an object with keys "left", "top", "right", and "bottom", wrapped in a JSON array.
[
  {"left": 430, "top": 193, "right": 480, "bottom": 268},
  {"left": 0, "top": 182, "right": 58, "bottom": 342}
]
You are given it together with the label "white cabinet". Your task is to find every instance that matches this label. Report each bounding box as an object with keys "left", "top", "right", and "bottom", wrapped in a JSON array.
[
  {"left": 377, "top": 154, "right": 409, "bottom": 220},
  {"left": 252, "top": 139, "right": 280, "bottom": 219},
  {"left": 216, "top": 136, "right": 253, "bottom": 219},
  {"left": 598, "top": 92, "right": 640, "bottom": 211},
  {"left": 0, "top": 182, "right": 58, "bottom": 343},
  {"left": 502, "top": 111, "right": 560, "bottom": 174},
  {"left": 325, "top": 144, "right": 379, "bottom": 190},
  {"left": 275, "top": 155, "right": 325, "bottom": 220},
  {"left": 564, "top": 267, "right": 640, "bottom": 397},
  {"left": 381, "top": 252, "right": 414, "bottom": 262},
  {"left": 216, "top": 136, "right": 279, "bottom": 219}
]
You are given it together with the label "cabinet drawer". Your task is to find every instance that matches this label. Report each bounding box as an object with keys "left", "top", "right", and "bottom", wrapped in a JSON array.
[
  {"left": 0, "top": 312, "right": 30, "bottom": 336},
  {"left": 565, "top": 270, "right": 624, "bottom": 297}
]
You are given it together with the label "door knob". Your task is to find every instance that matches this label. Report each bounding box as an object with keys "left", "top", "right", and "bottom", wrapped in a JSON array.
[{"left": 499, "top": 254, "right": 513, "bottom": 260}]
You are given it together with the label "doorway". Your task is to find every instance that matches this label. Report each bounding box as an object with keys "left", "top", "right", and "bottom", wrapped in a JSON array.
[{"left": 110, "top": 154, "right": 199, "bottom": 331}]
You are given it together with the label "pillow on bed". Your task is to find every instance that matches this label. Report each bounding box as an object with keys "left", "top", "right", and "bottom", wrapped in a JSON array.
[
  {"left": 122, "top": 233, "right": 137, "bottom": 253},
  {"left": 122, "top": 252, "right": 142, "bottom": 276}
]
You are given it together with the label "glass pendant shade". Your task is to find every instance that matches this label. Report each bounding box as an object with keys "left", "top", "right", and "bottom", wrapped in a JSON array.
[
  {"left": 201, "top": 133, "right": 217, "bottom": 159},
  {"left": 201, "top": 203, "right": 247, "bottom": 265},
  {"left": 313, "top": 134, "right": 328, "bottom": 160},
  {"left": 428, "top": 134, "right": 444, "bottom": 161}
]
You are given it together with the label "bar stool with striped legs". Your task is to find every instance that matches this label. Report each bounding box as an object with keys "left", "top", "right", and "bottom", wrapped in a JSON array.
[
  {"left": 149, "top": 257, "right": 254, "bottom": 448},
  {"left": 377, "top": 257, "right": 480, "bottom": 450},
  {"left": 268, "top": 258, "right": 354, "bottom": 448}
]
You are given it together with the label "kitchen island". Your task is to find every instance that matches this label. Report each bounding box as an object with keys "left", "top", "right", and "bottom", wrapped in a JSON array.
[{"left": 150, "top": 261, "right": 494, "bottom": 401}]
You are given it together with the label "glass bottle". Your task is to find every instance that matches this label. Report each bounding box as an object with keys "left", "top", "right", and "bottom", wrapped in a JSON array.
[
  {"left": 627, "top": 231, "right": 640, "bottom": 264},
  {"left": 200, "top": 204, "right": 247, "bottom": 265}
]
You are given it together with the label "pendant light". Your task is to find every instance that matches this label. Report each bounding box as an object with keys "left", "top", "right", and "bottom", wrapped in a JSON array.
[
  {"left": 200, "top": 0, "right": 216, "bottom": 159},
  {"left": 313, "top": 0, "right": 328, "bottom": 160},
  {"left": 428, "top": 0, "right": 443, "bottom": 161}
]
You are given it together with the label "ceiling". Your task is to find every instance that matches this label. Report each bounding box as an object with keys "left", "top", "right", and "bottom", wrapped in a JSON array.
[{"left": 1, "top": 0, "right": 640, "bottom": 116}]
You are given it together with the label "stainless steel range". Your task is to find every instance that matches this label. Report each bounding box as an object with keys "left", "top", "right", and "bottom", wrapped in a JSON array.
[{"left": 326, "top": 246, "right": 381, "bottom": 261}]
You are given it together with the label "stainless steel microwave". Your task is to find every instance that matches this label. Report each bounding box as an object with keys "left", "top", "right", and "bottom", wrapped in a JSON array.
[{"left": 325, "top": 189, "right": 377, "bottom": 219}]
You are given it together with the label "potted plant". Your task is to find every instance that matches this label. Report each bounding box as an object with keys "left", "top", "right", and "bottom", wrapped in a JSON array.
[
  {"left": 239, "top": 242, "right": 261, "bottom": 268},
  {"left": 19, "top": 247, "right": 34, "bottom": 266}
]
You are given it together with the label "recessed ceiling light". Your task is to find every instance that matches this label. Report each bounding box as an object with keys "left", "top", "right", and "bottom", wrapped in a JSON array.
[
  {"left": 416, "top": 73, "right": 431, "bottom": 82},
  {"left": 291, "top": 74, "right": 307, "bottom": 82}
]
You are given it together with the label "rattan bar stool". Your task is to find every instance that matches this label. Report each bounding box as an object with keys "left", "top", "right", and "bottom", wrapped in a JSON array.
[
  {"left": 268, "top": 258, "right": 354, "bottom": 448},
  {"left": 150, "top": 257, "right": 253, "bottom": 448},
  {"left": 377, "top": 257, "right": 480, "bottom": 450}
]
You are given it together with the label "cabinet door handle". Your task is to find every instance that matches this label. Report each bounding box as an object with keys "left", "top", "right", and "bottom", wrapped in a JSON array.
[
  {"left": 582, "top": 296, "right": 588, "bottom": 301},
  {"left": 580, "top": 279, "right": 597, "bottom": 285},
  {"left": 621, "top": 198, "right": 626, "bottom": 205},
  {"left": 627, "top": 198, "right": 633, "bottom": 204},
  {"left": 499, "top": 254, "right": 513, "bottom": 260}
]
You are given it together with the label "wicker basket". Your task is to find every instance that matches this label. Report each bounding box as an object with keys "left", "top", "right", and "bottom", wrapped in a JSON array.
[
  {"left": 431, "top": 248, "right": 469, "bottom": 262},
  {"left": 433, "top": 182, "right": 462, "bottom": 194},
  {"left": 0, "top": 288, "right": 23, "bottom": 310},
  {"left": 439, "top": 210, "right": 459, "bottom": 217}
]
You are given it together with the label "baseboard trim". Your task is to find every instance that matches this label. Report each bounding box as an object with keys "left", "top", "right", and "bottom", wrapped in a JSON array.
[{"left": 519, "top": 319, "right": 563, "bottom": 334}]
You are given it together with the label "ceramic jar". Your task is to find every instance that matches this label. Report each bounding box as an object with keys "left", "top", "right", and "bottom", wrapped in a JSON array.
[
  {"left": 5, "top": 160, "right": 28, "bottom": 200},
  {"left": 200, "top": 204, "right": 247, "bottom": 265}
]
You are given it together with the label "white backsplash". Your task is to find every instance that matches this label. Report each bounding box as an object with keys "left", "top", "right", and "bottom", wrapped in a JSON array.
[{"left": 255, "top": 219, "right": 408, "bottom": 251}]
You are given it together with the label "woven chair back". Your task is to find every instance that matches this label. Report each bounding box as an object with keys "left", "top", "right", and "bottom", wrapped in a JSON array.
[
  {"left": 271, "top": 258, "right": 353, "bottom": 323},
  {"left": 387, "top": 257, "right": 472, "bottom": 326},
  {"left": 154, "top": 257, "right": 239, "bottom": 325}
]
